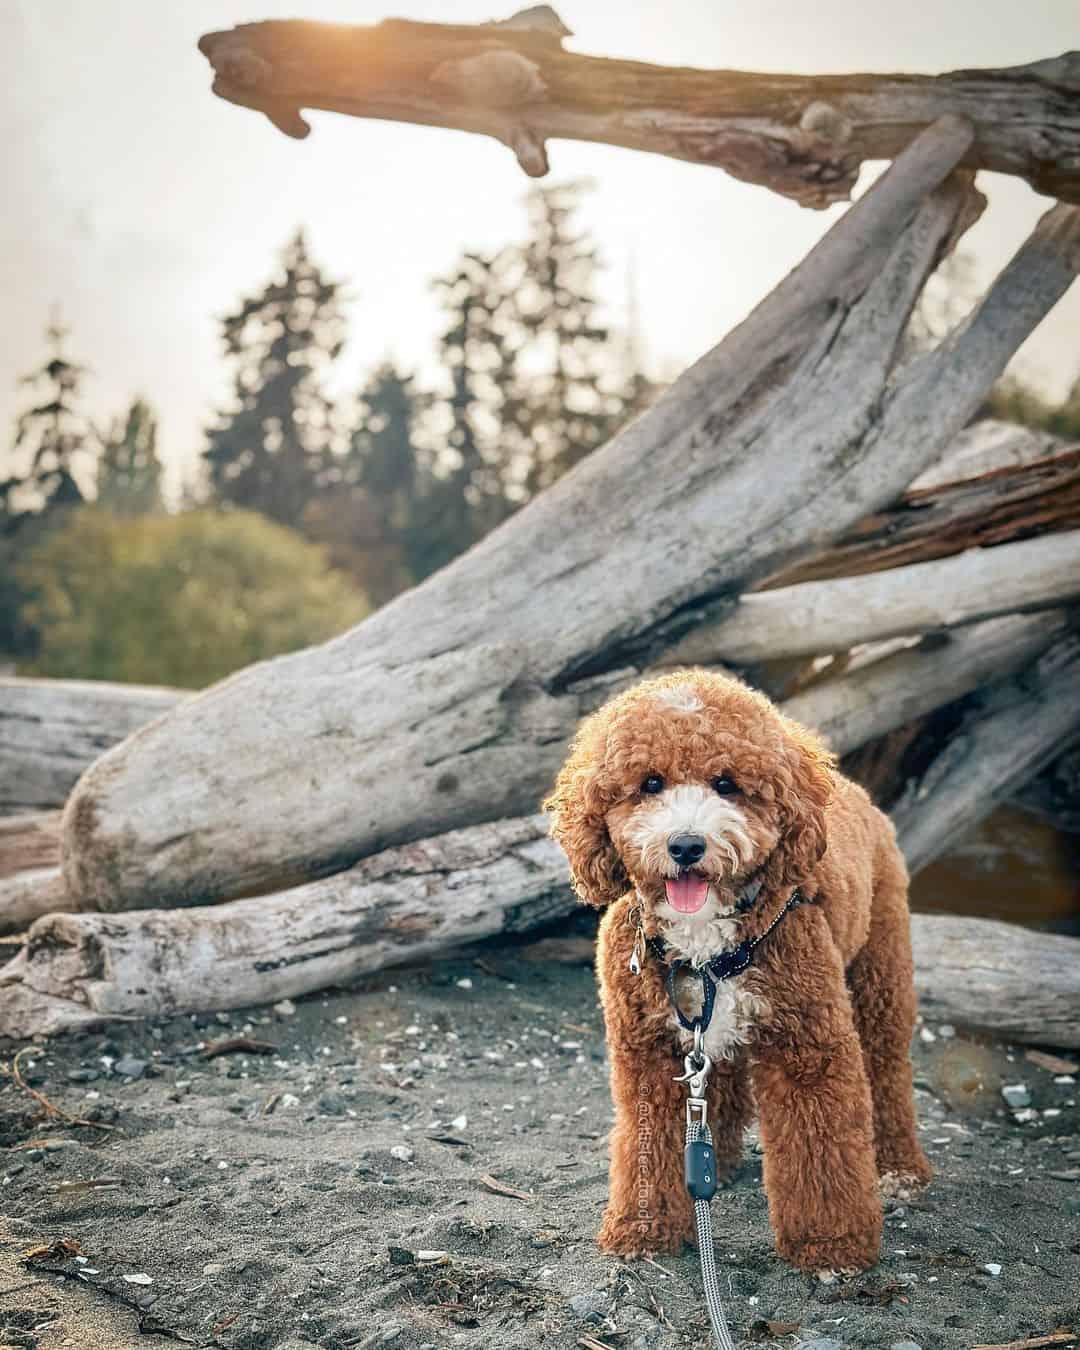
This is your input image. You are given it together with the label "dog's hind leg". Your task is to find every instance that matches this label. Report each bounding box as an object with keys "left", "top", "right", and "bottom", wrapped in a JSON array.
[{"left": 847, "top": 852, "right": 932, "bottom": 1196}]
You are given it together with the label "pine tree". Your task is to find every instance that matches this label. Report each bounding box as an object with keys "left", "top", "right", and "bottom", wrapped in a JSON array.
[
  {"left": 96, "top": 397, "right": 163, "bottom": 516},
  {"left": 305, "top": 361, "right": 425, "bottom": 605},
  {"left": 508, "top": 181, "right": 628, "bottom": 497},
  {"left": 424, "top": 248, "right": 519, "bottom": 573},
  {"left": 204, "top": 229, "right": 345, "bottom": 528},
  {"left": 3, "top": 314, "right": 94, "bottom": 519}
]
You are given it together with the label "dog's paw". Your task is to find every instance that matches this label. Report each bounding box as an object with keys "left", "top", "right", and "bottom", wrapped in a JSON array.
[
  {"left": 598, "top": 1214, "right": 690, "bottom": 1259},
  {"left": 878, "top": 1168, "right": 932, "bottom": 1202},
  {"left": 814, "top": 1266, "right": 858, "bottom": 1285},
  {"left": 779, "top": 1232, "right": 880, "bottom": 1274}
]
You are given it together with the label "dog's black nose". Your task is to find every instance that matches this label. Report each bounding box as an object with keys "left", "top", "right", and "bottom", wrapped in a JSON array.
[{"left": 668, "top": 834, "right": 706, "bottom": 867}]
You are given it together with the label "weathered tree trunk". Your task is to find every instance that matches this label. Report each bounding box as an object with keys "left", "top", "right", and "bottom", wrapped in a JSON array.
[
  {"left": 665, "top": 531, "right": 1080, "bottom": 664},
  {"left": 891, "top": 631, "right": 1080, "bottom": 873},
  {"left": 783, "top": 611, "right": 1068, "bottom": 757},
  {"left": 767, "top": 441, "right": 1080, "bottom": 587},
  {"left": 4, "top": 823, "right": 1076, "bottom": 1044},
  {"left": 0, "top": 816, "right": 567, "bottom": 1037},
  {"left": 1013, "top": 744, "right": 1080, "bottom": 834},
  {"left": 197, "top": 11, "right": 1080, "bottom": 207},
  {"left": 0, "top": 678, "right": 183, "bottom": 815},
  {"left": 60, "top": 125, "right": 1080, "bottom": 914},
  {"left": 910, "top": 915, "right": 1080, "bottom": 1049},
  {"left": 0, "top": 867, "right": 72, "bottom": 937}
]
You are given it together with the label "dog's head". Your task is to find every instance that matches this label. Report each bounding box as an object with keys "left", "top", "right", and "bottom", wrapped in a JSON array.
[{"left": 545, "top": 670, "right": 834, "bottom": 915}]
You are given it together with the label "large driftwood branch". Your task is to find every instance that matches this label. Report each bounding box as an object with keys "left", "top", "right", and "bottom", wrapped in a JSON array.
[
  {"left": 61, "top": 129, "right": 1080, "bottom": 914},
  {"left": 0, "top": 678, "right": 183, "bottom": 815},
  {"left": 909, "top": 916, "right": 1080, "bottom": 1050},
  {"left": 892, "top": 631, "right": 1080, "bottom": 873},
  {"left": 666, "top": 530, "right": 1080, "bottom": 664},
  {"left": 198, "top": 12, "right": 1080, "bottom": 208},
  {"left": 3, "top": 830, "right": 1077, "bottom": 1044},
  {"left": 783, "top": 611, "right": 1068, "bottom": 759},
  {"left": 767, "top": 439, "right": 1080, "bottom": 587},
  {"left": 3, "top": 610, "right": 1061, "bottom": 938}
]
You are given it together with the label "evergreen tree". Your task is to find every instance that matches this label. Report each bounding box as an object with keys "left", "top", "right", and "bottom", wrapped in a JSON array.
[
  {"left": 423, "top": 248, "right": 519, "bottom": 573},
  {"left": 3, "top": 314, "right": 94, "bottom": 518},
  {"left": 508, "top": 181, "right": 630, "bottom": 497},
  {"left": 96, "top": 397, "right": 163, "bottom": 516},
  {"left": 204, "top": 229, "right": 345, "bottom": 528},
  {"left": 305, "top": 361, "right": 425, "bottom": 605}
]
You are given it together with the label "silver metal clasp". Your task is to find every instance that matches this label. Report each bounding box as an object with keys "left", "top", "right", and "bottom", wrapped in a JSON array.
[{"left": 674, "top": 1024, "right": 711, "bottom": 1125}]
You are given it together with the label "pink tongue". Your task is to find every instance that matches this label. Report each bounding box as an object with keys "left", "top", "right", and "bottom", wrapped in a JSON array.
[{"left": 665, "top": 873, "right": 710, "bottom": 914}]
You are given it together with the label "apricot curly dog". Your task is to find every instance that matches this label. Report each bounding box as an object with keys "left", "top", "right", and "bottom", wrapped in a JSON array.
[{"left": 545, "top": 668, "right": 931, "bottom": 1275}]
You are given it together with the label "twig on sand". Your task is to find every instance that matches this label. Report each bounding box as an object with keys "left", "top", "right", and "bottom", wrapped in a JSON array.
[
  {"left": 970, "top": 1332, "right": 1077, "bottom": 1350},
  {"left": 477, "top": 1173, "right": 534, "bottom": 1202},
  {"left": 2, "top": 1047, "right": 114, "bottom": 1132}
]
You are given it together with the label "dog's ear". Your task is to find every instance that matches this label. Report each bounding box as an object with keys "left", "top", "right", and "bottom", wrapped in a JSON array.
[
  {"left": 544, "top": 720, "right": 627, "bottom": 909},
  {"left": 771, "top": 716, "right": 836, "bottom": 890}
]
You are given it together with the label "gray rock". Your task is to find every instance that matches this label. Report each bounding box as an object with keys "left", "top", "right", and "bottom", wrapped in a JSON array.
[
  {"left": 1001, "top": 1083, "right": 1031, "bottom": 1108},
  {"left": 114, "top": 1056, "right": 147, "bottom": 1079},
  {"left": 318, "top": 1092, "right": 347, "bottom": 1116},
  {"left": 798, "top": 1341, "right": 846, "bottom": 1350},
  {"left": 891, "top": 1342, "right": 924, "bottom": 1350},
  {"left": 67, "top": 1067, "right": 99, "bottom": 1082},
  {"left": 567, "top": 1289, "right": 607, "bottom": 1321}
]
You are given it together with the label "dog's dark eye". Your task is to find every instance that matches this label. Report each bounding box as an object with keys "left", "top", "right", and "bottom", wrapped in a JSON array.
[
  {"left": 641, "top": 774, "right": 665, "bottom": 795},
  {"left": 712, "top": 776, "right": 739, "bottom": 796}
]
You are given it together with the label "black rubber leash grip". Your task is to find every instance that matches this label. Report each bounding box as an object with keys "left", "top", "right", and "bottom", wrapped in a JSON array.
[{"left": 685, "top": 1138, "right": 718, "bottom": 1201}]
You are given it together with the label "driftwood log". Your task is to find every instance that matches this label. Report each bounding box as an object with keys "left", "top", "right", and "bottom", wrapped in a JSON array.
[
  {"left": 766, "top": 435, "right": 1080, "bottom": 586},
  {"left": 57, "top": 123, "right": 1080, "bottom": 914},
  {"left": 665, "top": 530, "right": 1080, "bottom": 664},
  {"left": 891, "top": 631, "right": 1080, "bottom": 873},
  {"left": 197, "top": 11, "right": 1080, "bottom": 207},
  {"left": 3, "top": 819, "right": 1077, "bottom": 1044},
  {"left": 0, "top": 608, "right": 1064, "bottom": 938},
  {"left": 0, "top": 678, "right": 183, "bottom": 815}
]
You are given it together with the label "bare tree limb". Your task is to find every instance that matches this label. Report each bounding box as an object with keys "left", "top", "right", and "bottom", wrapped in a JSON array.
[
  {"left": 891, "top": 631, "right": 1080, "bottom": 872},
  {"left": 197, "top": 13, "right": 1080, "bottom": 208},
  {"left": 666, "top": 531, "right": 1080, "bottom": 664},
  {"left": 767, "top": 439, "right": 1080, "bottom": 586}
]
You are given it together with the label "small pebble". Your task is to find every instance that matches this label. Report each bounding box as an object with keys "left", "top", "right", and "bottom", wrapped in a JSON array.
[
  {"left": 273, "top": 999, "right": 297, "bottom": 1017},
  {"left": 1001, "top": 1083, "right": 1031, "bottom": 1109},
  {"left": 891, "top": 1342, "right": 924, "bottom": 1350},
  {"left": 114, "top": 1056, "right": 147, "bottom": 1079},
  {"left": 203, "top": 1262, "right": 225, "bottom": 1276},
  {"left": 123, "top": 1272, "right": 153, "bottom": 1285},
  {"left": 67, "top": 1067, "right": 99, "bottom": 1083},
  {"left": 567, "top": 1289, "right": 607, "bottom": 1320},
  {"left": 983, "top": 1262, "right": 1002, "bottom": 1277},
  {"left": 389, "top": 1145, "right": 414, "bottom": 1163},
  {"left": 456, "top": 978, "right": 473, "bottom": 990}
]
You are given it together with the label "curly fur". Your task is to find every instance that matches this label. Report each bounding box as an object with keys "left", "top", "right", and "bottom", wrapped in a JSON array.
[{"left": 545, "top": 669, "right": 931, "bottom": 1273}]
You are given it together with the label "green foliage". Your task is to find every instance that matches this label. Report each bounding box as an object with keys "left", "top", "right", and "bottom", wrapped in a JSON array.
[
  {"left": 984, "top": 373, "right": 1080, "bottom": 441},
  {"left": 96, "top": 397, "right": 164, "bottom": 516},
  {"left": 16, "top": 508, "right": 367, "bottom": 688},
  {"left": 204, "top": 229, "right": 345, "bottom": 528}
]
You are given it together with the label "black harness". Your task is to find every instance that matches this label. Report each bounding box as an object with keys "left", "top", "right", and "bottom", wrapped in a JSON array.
[{"left": 650, "top": 887, "right": 809, "bottom": 1035}]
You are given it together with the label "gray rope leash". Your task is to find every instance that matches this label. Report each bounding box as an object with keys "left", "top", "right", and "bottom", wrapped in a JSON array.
[
  {"left": 676, "top": 1026, "right": 737, "bottom": 1350},
  {"left": 686, "top": 1116, "right": 736, "bottom": 1350}
]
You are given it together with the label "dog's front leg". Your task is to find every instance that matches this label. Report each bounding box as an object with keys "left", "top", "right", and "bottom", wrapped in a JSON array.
[
  {"left": 599, "top": 1035, "right": 696, "bottom": 1256},
  {"left": 750, "top": 906, "right": 882, "bottom": 1274}
]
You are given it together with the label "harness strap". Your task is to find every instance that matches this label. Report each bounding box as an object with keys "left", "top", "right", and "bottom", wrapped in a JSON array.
[{"left": 663, "top": 888, "right": 808, "bottom": 1035}]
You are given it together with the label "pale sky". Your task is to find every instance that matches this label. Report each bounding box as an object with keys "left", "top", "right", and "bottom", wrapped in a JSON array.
[{"left": 3, "top": 0, "right": 1079, "bottom": 497}]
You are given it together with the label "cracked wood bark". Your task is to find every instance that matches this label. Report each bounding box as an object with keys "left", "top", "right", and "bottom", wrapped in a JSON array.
[
  {"left": 197, "top": 12, "right": 1080, "bottom": 208},
  {"left": 0, "top": 678, "right": 183, "bottom": 816},
  {"left": 664, "top": 530, "right": 1080, "bottom": 665},
  {"left": 766, "top": 438, "right": 1080, "bottom": 587},
  {"left": 60, "top": 125, "right": 1080, "bottom": 914}
]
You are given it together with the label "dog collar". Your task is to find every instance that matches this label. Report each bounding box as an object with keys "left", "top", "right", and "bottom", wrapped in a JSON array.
[{"left": 651, "top": 887, "right": 809, "bottom": 1036}]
